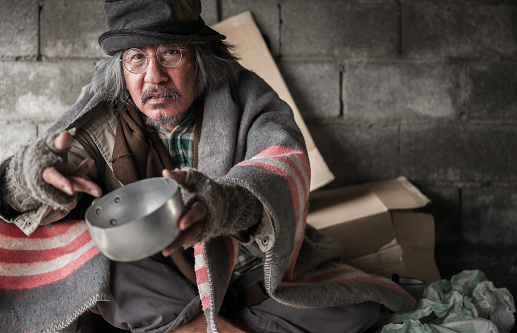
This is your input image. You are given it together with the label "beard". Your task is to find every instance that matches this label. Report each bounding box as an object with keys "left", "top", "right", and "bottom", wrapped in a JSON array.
[
  {"left": 141, "top": 85, "right": 187, "bottom": 129},
  {"left": 145, "top": 111, "right": 189, "bottom": 129}
]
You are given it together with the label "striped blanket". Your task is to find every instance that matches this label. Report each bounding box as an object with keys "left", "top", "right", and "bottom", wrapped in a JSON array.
[
  {"left": 16, "top": 66, "right": 415, "bottom": 332},
  {"left": 191, "top": 67, "right": 416, "bottom": 330},
  {"left": 0, "top": 218, "right": 110, "bottom": 333}
]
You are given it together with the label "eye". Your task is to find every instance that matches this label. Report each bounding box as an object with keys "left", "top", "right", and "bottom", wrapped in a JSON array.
[
  {"left": 158, "top": 45, "right": 181, "bottom": 58},
  {"left": 131, "top": 54, "right": 146, "bottom": 61},
  {"left": 124, "top": 49, "right": 145, "bottom": 62},
  {"left": 161, "top": 48, "right": 180, "bottom": 59}
]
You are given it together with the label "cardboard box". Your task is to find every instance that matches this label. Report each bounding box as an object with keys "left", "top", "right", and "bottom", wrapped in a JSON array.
[
  {"left": 212, "top": 12, "right": 335, "bottom": 191},
  {"left": 307, "top": 177, "right": 441, "bottom": 285}
]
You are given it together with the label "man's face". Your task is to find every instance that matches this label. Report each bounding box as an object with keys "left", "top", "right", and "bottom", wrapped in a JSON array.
[{"left": 123, "top": 43, "right": 197, "bottom": 130}]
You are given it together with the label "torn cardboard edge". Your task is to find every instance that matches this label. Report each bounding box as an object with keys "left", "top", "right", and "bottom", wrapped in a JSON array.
[
  {"left": 212, "top": 12, "right": 335, "bottom": 192},
  {"left": 307, "top": 177, "right": 441, "bottom": 286}
]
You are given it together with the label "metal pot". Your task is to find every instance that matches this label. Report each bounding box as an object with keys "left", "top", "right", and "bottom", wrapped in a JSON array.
[{"left": 85, "top": 177, "right": 183, "bottom": 262}]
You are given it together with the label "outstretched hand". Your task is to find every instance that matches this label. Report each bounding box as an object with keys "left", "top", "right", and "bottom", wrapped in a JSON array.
[
  {"left": 161, "top": 168, "right": 207, "bottom": 256},
  {"left": 41, "top": 130, "right": 102, "bottom": 198}
]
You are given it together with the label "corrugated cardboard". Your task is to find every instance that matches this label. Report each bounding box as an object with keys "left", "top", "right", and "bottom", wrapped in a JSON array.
[
  {"left": 307, "top": 177, "right": 441, "bottom": 285},
  {"left": 212, "top": 12, "right": 335, "bottom": 191}
]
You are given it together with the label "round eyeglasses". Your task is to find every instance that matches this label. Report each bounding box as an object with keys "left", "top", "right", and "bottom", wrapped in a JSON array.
[{"left": 120, "top": 44, "right": 191, "bottom": 74}]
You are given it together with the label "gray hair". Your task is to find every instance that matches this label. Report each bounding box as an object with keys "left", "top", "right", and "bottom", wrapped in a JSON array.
[
  {"left": 90, "top": 51, "right": 131, "bottom": 106},
  {"left": 90, "top": 41, "right": 241, "bottom": 107}
]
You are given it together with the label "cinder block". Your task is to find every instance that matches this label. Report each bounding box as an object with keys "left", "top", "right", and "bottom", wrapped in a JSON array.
[
  {"left": 0, "top": 61, "right": 96, "bottom": 122},
  {"left": 466, "top": 62, "right": 517, "bottom": 120},
  {"left": 345, "top": 63, "right": 459, "bottom": 121},
  {"left": 0, "top": 0, "right": 39, "bottom": 58},
  {"left": 282, "top": 0, "right": 399, "bottom": 58},
  {"left": 402, "top": 1, "right": 517, "bottom": 58},
  {"left": 37, "top": 123, "right": 56, "bottom": 136},
  {"left": 41, "top": 0, "right": 107, "bottom": 58},
  {"left": 308, "top": 123, "right": 399, "bottom": 186},
  {"left": 0, "top": 124, "right": 38, "bottom": 161},
  {"left": 462, "top": 187, "right": 517, "bottom": 245},
  {"left": 414, "top": 184, "right": 461, "bottom": 245},
  {"left": 435, "top": 244, "right": 517, "bottom": 292},
  {"left": 221, "top": 0, "right": 280, "bottom": 57},
  {"left": 279, "top": 61, "right": 340, "bottom": 119},
  {"left": 400, "top": 124, "right": 517, "bottom": 182}
]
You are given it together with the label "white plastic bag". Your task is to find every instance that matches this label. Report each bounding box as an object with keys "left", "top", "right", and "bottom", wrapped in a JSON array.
[
  {"left": 378, "top": 270, "right": 515, "bottom": 333},
  {"left": 473, "top": 281, "right": 515, "bottom": 333}
]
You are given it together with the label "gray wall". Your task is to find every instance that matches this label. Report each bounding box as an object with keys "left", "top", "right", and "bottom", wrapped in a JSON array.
[{"left": 2, "top": 0, "right": 517, "bottom": 297}]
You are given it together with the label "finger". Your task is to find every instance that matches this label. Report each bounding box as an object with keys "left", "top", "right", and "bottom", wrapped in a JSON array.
[
  {"left": 53, "top": 130, "right": 73, "bottom": 151},
  {"left": 68, "top": 176, "right": 102, "bottom": 197},
  {"left": 176, "top": 201, "right": 207, "bottom": 230},
  {"left": 42, "top": 167, "right": 74, "bottom": 196},
  {"left": 162, "top": 219, "right": 204, "bottom": 256},
  {"left": 42, "top": 167, "right": 102, "bottom": 197},
  {"left": 162, "top": 169, "right": 187, "bottom": 184},
  {"left": 73, "top": 158, "right": 94, "bottom": 178}
]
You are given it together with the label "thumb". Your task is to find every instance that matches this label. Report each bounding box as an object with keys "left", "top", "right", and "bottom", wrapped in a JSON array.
[
  {"left": 53, "top": 130, "right": 73, "bottom": 151},
  {"left": 162, "top": 169, "right": 187, "bottom": 185}
]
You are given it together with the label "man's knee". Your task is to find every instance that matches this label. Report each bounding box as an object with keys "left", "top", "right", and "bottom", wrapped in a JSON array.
[
  {"left": 238, "top": 299, "right": 381, "bottom": 333},
  {"left": 94, "top": 256, "right": 202, "bottom": 332}
]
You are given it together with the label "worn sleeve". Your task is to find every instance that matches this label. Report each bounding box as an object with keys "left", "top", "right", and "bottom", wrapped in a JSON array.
[
  {"left": 207, "top": 70, "right": 312, "bottom": 281},
  {"left": 0, "top": 129, "right": 101, "bottom": 236},
  {"left": 177, "top": 167, "right": 263, "bottom": 247}
]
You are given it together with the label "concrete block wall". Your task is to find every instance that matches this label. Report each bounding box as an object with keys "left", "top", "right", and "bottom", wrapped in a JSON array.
[{"left": 1, "top": 0, "right": 517, "bottom": 298}]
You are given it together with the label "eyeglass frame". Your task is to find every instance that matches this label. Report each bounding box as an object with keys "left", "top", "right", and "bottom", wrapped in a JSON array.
[{"left": 120, "top": 44, "right": 191, "bottom": 74}]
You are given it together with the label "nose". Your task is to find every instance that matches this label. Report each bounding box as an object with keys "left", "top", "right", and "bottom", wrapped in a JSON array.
[{"left": 144, "top": 56, "right": 168, "bottom": 84}]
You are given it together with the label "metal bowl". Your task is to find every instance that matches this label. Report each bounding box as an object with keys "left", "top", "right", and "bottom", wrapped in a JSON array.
[
  {"left": 398, "top": 277, "right": 425, "bottom": 299},
  {"left": 85, "top": 177, "right": 183, "bottom": 262}
]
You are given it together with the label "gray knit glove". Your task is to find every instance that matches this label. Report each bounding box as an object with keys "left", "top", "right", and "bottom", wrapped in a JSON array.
[
  {"left": 1, "top": 131, "right": 77, "bottom": 214},
  {"left": 179, "top": 167, "right": 263, "bottom": 246}
]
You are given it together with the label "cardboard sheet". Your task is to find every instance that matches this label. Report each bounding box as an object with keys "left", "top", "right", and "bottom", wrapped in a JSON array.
[
  {"left": 307, "top": 177, "right": 441, "bottom": 285},
  {"left": 212, "top": 12, "right": 335, "bottom": 191}
]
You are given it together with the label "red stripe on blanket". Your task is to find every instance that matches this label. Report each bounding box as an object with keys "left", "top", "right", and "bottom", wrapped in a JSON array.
[
  {"left": 250, "top": 147, "right": 310, "bottom": 207},
  {"left": 194, "top": 243, "right": 212, "bottom": 310},
  {"left": 255, "top": 146, "right": 310, "bottom": 177},
  {"left": 200, "top": 295, "right": 211, "bottom": 311},
  {"left": 0, "top": 245, "right": 100, "bottom": 290},
  {"left": 195, "top": 267, "right": 209, "bottom": 285},
  {"left": 194, "top": 243, "right": 203, "bottom": 256},
  {"left": 242, "top": 146, "right": 310, "bottom": 219},
  {"left": 239, "top": 161, "right": 302, "bottom": 223},
  {"left": 0, "top": 219, "right": 79, "bottom": 238},
  {"left": 284, "top": 206, "right": 308, "bottom": 277},
  {"left": 0, "top": 229, "right": 92, "bottom": 264},
  {"left": 239, "top": 160, "right": 306, "bottom": 280}
]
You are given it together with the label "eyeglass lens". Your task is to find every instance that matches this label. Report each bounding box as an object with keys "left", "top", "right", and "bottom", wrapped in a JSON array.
[{"left": 122, "top": 44, "right": 183, "bottom": 74}]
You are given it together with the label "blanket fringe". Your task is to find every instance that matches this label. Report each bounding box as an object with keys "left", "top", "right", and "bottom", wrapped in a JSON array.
[{"left": 44, "top": 293, "right": 109, "bottom": 333}]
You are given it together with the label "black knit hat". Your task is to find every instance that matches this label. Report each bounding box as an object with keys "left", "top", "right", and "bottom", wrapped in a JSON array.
[{"left": 98, "top": 0, "right": 225, "bottom": 55}]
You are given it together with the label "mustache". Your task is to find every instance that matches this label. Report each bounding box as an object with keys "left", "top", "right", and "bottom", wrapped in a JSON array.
[{"left": 141, "top": 86, "right": 180, "bottom": 104}]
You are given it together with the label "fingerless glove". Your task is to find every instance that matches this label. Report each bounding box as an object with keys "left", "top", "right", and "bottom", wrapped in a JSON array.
[
  {"left": 1, "top": 131, "right": 77, "bottom": 214},
  {"left": 179, "top": 167, "right": 263, "bottom": 246}
]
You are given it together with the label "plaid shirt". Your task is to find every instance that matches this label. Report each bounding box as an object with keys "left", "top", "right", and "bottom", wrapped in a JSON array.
[
  {"left": 154, "top": 112, "right": 264, "bottom": 283},
  {"left": 154, "top": 111, "right": 196, "bottom": 169}
]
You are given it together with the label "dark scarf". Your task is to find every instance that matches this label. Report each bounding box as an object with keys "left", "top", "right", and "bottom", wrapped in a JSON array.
[{"left": 111, "top": 103, "right": 197, "bottom": 285}]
